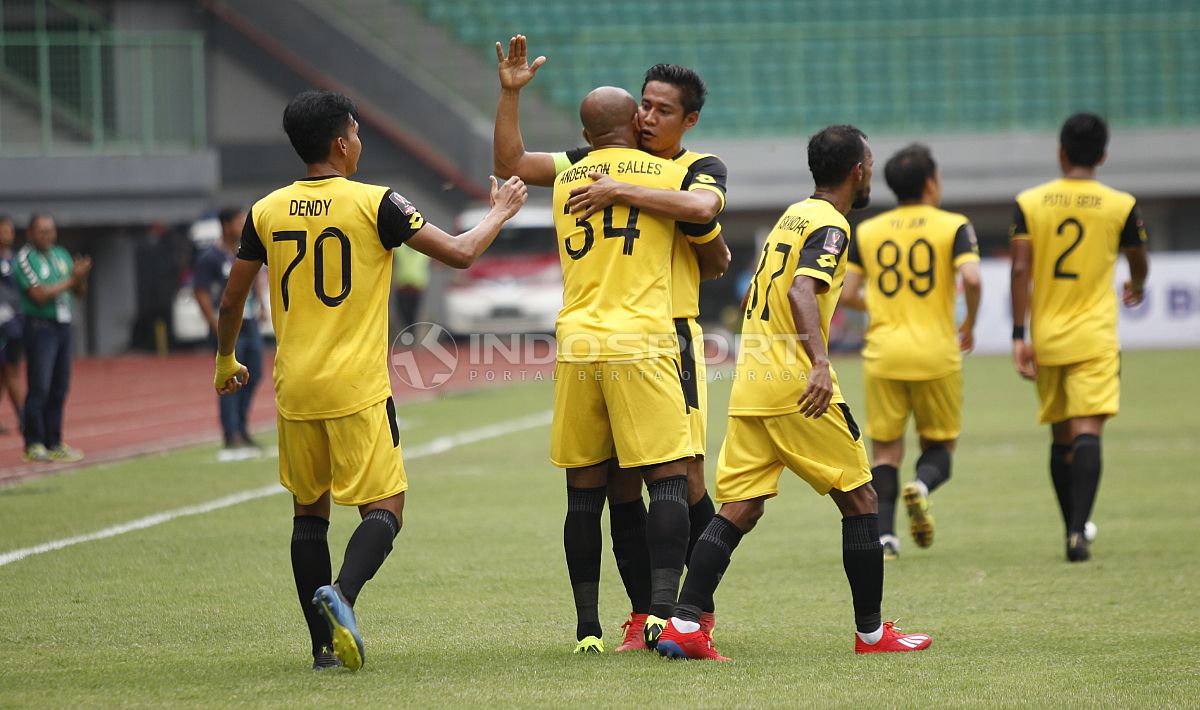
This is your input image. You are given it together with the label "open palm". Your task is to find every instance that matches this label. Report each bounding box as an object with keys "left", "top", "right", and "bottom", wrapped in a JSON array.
[{"left": 495, "top": 34, "right": 545, "bottom": 90}]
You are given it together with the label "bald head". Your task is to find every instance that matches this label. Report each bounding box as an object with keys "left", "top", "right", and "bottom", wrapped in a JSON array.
[{"left": 579, "top": 86, "right": 638, "bottom": 148}]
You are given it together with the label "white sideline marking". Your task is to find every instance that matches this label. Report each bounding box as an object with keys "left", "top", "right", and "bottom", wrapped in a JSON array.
[{"left": 0, "top": 410, "right": 553, "bottom": 568}]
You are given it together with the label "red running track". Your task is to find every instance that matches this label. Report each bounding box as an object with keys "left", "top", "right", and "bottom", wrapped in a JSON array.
[{"left": 0, "top": 339, "right": 558, "bottom": 486}]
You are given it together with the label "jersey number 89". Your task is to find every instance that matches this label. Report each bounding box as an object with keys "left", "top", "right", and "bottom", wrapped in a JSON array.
[{"left": 876, "top": 238, "right": 935, "bottom": 297}]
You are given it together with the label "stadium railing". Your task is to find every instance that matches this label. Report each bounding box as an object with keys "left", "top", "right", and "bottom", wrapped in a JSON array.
[{"left": 0, "top": 30, "right": 206, "bottom": 155}]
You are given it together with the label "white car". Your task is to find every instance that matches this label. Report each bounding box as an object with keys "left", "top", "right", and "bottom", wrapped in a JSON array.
[{"left": 443, "top": 205, "right": 561, "bottom": 335}]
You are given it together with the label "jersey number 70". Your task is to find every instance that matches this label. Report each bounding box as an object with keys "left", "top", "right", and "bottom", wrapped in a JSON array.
[{"left": 272, "top": 228, "right": 352, "bottom": 310}]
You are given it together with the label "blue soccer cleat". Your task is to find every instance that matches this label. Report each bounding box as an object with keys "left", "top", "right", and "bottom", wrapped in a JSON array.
[{"left": 313, "top": 585, "right": 365, "bottom": 671}]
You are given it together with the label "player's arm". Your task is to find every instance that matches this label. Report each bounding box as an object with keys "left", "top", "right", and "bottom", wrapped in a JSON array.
[
  {"left": 790, "top": 223, "right": 849, "bottom": 417},
  {"left": 493, "top": 35, "right": 557, "bottom": 186},
  {"left": 405, "top": 176, "right": 528, "bottom": 268},
  {"left": 692, "top": 234, "right": 731, "bottom": 281},
  {"left": 1009, "top": 203, "right": 1036, "bottom": 379},
  {"left": 567, "top": 155, "right": 728, "bottom": 223},
  {"left": 953, "top": 222, "right": 983, "bottom": 352},
  {"left": 213, "top": 211, "right": 264, "bottom": 394},
  {"left": 958, "top": 260, "right": 981, "bottom": 353},
  {"left": 839, "top": 236, "right": 866, "bottom": 310},
  {"left": 789, "top": 275, "right": 833, "bottom": 418},
  {"left": 214, "top": 258, "right": 258, "bottom": 395},
  {"left": 567, "top": 177, "right": 722, "bottom": 222},
  {"left": 1119, "top": 205, "right": 1149, "bottom": 307}
]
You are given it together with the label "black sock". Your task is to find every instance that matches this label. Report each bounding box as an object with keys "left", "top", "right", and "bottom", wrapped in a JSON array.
[
  {"left": 1069, "top": 434, "right": 1102, "bottom": 535},
  {"left": 842, "top": 513, "right": 883, "bottom": 634},
  {"left": 565, "top": 486, "right": 606, "bottom": 640},
  {"left": 915, "top": 446, "right": 952, "bottom": 493},
  {"left": 335, "top": 508, "right": 399, "bottom": 607},
  {"left": 291, "top": 516, "right": 332, "bottom": 656},
  {"left": 675, "top": 515, "right": 743, "bottom": 623},
  {"left": 871, "top": 465, "right": 899, "bottom": 537},
  {"left": 645, "top": 475, "right": 689, "bottom": 619},
  {"left": 608, "top": 498, "right": 651, "bottom": 615},
  {"left": 686, "top": 492, "right": 717, "bottom": 613},
  {"left": 1050, "top": 443, "right": 1072, "bottom": 529}
]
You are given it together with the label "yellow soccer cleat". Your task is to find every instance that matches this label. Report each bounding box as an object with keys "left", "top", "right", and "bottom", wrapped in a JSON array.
[
  {"left": 643, "top": 615, "right": 667, "bottom": 650},
  {"left": 574, "top": 635, "right": 604, "bottom": 654},
  {"left": 902, "top": 482, "right": 935, "bottom": 549},
  {"left": 313, "top": 585, "right": 364, "bottom": 671}
]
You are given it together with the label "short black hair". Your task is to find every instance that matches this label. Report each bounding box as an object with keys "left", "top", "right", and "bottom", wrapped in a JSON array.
[
  {"left": 217, "top": 206, "right": 245, "bottom": 227},
  {"left": 884, "top": 143, "right": 937, "bottom": 202},
  {"left": 642, "top": 64, "right": 707, "bottom": 115},
  {"left": 282, "top": 90, "right": 358, "bottom": 164},
  {"left": 0, "top": 213, "right": 11, "bottom": 225},
  {"left": 807, "top": 125, "right": 868, "bottom": 187},
  {"left": 1060, "top": 112, "right": 1108, "bottom": 168}
]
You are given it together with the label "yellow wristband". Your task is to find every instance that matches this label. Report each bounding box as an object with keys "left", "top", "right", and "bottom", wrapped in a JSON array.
[{"left": 215, "top": 352, "right": 243, "bottom": 389}]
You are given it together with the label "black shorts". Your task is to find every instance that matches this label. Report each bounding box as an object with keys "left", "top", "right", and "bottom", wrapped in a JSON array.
[{"left": 0, "top": 336, "right": 23, "bottom": 365}]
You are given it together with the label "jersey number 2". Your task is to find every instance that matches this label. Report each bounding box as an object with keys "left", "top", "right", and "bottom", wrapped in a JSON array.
[
  {"left": 272, "top": 228, "right": 352, "bottom": 310},
  {"left": 1053, "top": 218, "right": 1083, "bottom": 280}
]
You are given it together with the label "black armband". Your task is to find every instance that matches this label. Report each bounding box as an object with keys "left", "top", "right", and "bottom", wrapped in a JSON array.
[{"left": 1012, "top": 325, "right": 1026, "bottom": 340}]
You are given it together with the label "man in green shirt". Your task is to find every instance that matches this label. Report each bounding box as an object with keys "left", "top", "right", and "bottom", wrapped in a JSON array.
[{"left": 14, "top": 213, "right": 91, "bottom": 462}]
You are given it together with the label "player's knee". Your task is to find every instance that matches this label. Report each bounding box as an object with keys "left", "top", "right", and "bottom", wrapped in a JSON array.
[
  {"left": 836, "top": 483, "right": 877, "bottom": 517},
  {"left": 718, "top": 499, "right": 765, "bottom": 532}
]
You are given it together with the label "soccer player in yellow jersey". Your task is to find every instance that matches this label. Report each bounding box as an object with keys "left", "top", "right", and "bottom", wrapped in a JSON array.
[
  {"left": 547, "top": 86, "right": 706, "bottom": 654},
  {"left": 494, "top": 35, "right": 731, "bottom": 651},
  {"left": 213, "top": 90, "right": 528, "bottom": 670},
  {"left": 1010, "top": 113, "right": 1149, "bottom": 563},
  {"left": 657, "top": 125, "right": 933, "bottom": 661},
  {"left": 841, "top": 144, "right": 982, "bottom": 560}
]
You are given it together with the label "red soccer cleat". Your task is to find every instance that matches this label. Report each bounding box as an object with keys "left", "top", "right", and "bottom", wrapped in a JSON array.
[
  {"left": 699, "top": 611, "right": 716, "bottom": 636},
  {"left": 656, "top": 619, "right": 730, "bottom": 661},
  {"left": 615, "top": 612, "right": 649, "bottom": 652},
  {"left": 854, "top": 621, "right": 932, "bottom": 654}
]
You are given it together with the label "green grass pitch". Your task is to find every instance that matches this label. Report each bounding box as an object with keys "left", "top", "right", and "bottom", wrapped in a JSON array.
[{"left": 0, "top": 350, "right": 1197, "bottom": 708}]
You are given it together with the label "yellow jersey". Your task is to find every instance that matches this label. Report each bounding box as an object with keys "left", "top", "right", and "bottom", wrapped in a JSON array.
[
  {"left": 239, "top": 176, "right": 426, "bottom": 420},
  {"left": 551, "top": 147, "right": 695, "bottom": 361},
  {"left": 848, "top": 204, "right": 980, "bottom": 380},
  {"left": 729, "top": 197, "right": 852, "bottom": 416},
  {"left": 554, "top": 147, "right": 725, "bottom": 319},
  {"left": 1011, "top": 178, "right": 1147, "bottom": 365}
]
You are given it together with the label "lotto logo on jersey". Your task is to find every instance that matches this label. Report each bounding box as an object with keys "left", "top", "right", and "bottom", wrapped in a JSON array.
[
  {"left": 823, "top": 228, "right": 845, "bottom": 254},
  {"left": 389, "top": 191, "right": 417, "bottom": 216}
]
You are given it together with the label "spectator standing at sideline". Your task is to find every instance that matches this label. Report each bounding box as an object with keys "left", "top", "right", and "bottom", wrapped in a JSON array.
[
  {"left": 0, "top": 214, "right": 25, "bottom": 433},
  {"left": 194, "top": 207, "right": 266, "bottom": 458},
  {"left": 14, "top": 213, "right": 90, "bottom": 462},
  {"left": 391, "top": 246, "right": 429, "bottom": 330}
]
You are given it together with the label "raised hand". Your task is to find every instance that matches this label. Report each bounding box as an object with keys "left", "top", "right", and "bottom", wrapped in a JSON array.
[
  {"left": 490, "top": 175, "right": 529, "bottom": 219},
  {"left": 495, "top": 34, "right": 546, "bottom": 91}
]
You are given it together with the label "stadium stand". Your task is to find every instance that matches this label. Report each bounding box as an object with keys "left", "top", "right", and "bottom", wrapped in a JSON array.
[{"left": 397, "top": 0, "right": 1200, "bottom": 137}]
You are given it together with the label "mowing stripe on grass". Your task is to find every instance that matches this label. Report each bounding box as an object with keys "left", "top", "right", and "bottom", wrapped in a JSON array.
[{"left": 0, "top": 410, "right": 553, "bottom": 568}]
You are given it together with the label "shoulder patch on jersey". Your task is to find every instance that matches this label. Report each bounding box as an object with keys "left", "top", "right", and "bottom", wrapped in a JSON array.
[
  {"left": 390, "top": 191, "right": 417, "bottom": 216},
  {"left": 964, "top": 223, "right": 978, "bottom": 247},
  {"left": 823, "top": 227, "right": 846, "bottom": 254}
]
